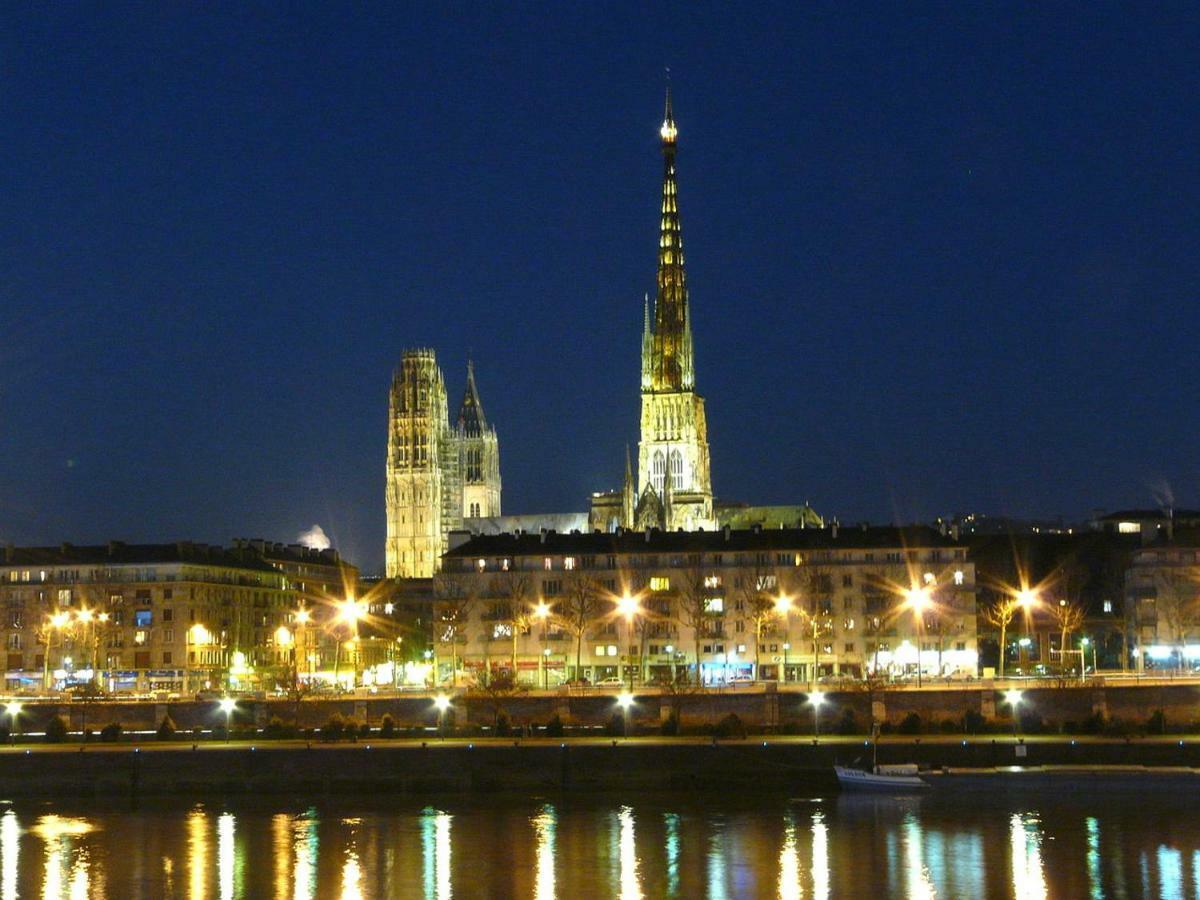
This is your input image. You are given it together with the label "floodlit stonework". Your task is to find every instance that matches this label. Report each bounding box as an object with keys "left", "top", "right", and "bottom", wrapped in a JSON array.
[{"left": 385, "top": 350, "right": 500, "bottom": 578}]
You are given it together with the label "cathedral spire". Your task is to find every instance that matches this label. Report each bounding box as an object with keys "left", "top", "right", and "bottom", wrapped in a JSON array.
[
  {"left": 648, "top": 86, "right": 693, "bottom": 392},
  {"left": 457, "top": 359, "right": 488, "bottom": 436}
]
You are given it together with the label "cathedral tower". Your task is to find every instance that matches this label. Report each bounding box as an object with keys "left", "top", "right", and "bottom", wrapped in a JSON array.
[
  {"left": 635, "top": 89, "right": 717, "bottom": 531},
  {"left": 457, "top": 361, "right": 501, "bottom": 520},
  {"left": 385, "top": 349, "right": 463, "bottom": 578}
]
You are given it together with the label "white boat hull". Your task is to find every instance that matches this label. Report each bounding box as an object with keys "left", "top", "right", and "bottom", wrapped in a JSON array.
[{"left": 835, "top": 765, "right": 929, "bottom": 791}]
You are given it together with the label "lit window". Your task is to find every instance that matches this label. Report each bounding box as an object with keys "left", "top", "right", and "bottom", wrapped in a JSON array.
[
  {"left": 844, "top": 618, "right": 855, "bottom": 630},
  {"left": 954, "top": 570, "right": 964, "bottom": 585},
  {"left": 384, "top": 602, "right": 395, "bottom": 615},
  {"left": 594, "top": 645, "right": 606, "bottom": 657},
  {"left": 476, "top": 559, "right": 486, "bottom": 572},
  {"left": 501, "top": 558, "right": 511, "bottom": 571},
  {"left": 1118, "top": 522, "right": 1140, "bottom": 534},
  {"left": 703, "top": 575, "right": 721, "bottom": 588},
  {"left": 606, "top": 645, "right": 618, "bottom": 657},
  {"left": 564, "top": 557, "right": 576, "bottom": 571},
  {"left": 737, "top": 644, "right": 746, "bottom": 653},
  {"left": 704, "top": 597, "right": 724, "bottom": 614},
  {"left": 543, "top": 558, "right": 552, "bottom": 571},
  {"left": 650, "top": 576, "right": 670, "bottom": 591},
  {"left": 134, "top": 631, "right": 147, "bottom": 646},
  {"left": 1103, "top": 601, "right": 1113, "bottom": 614}
]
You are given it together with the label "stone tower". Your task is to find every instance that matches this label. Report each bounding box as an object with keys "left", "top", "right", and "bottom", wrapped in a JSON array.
[
  {"left": 457, "top": 360, "right": 501, "bottom": 520},
  {"left": 635, "top": 89, "right": 717, "bottom": 531},
  {"left": 385, "top": 349, "right": 464, "bottom": 578}
]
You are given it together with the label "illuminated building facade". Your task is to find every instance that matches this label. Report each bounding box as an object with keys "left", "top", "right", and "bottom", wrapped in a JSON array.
[
  {"left": 434, "top": 525, "right": 977, "bottom": 686},
  {"left": 0, "top": 541, "right": 355, "bottom": 693},
  {"left": 385, "top": 350, "right": 501, "bottom": 578}
]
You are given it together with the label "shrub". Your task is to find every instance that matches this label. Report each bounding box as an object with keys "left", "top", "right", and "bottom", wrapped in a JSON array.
[
  {"left": 897, "top": 713, "right": 922, "bottom": 735},
  {"left": 1103, "top": 716, "right": 1133, "bottom": 737},
  {"left": 156, "top": 715, "right": 177, "bottom": 741},
  {"left": 939, "top": 718, "right": 959, "bottom": 734},
  {"left": 100, "top": 722, "right": 122, "bottom": 742},
  {"left": 1147, "top": 709, "right": 1167, "bottom": 735},
  {"left": 836, "top": 709, "right": 859, "bottom": 736},
  {"left": 544, "top": 714, "right": 564, "bottom": 738},
  {"left": 321, "top": 713, "right": 346, "bottom": 742},
  {"left": 714, "top": 713, "right": 746, "bottom": 739},
  {"left": 661, "top": 710, "right": 680, "bottom": 736},
  {"left": 605, "top": 711, "right": 626, "bottom": 737},
  {"left": 358, "top": 721, "right": 371, "bottom": 738},
  {"left": 44, "top": 716, "right": 69, "bottom": 743},
  {"left": 1017, "top": 710, "right": 1044, "bottom": 734},
  {"left": 379, "top": 715, "right": 396, "bottom": 739},
  {"left": 963, "top": 710, "right": 985, "bottom": 734},
  {"left": 0, "top": 725, "right": 10, "bottom": 743},
  {"left": 263, "top": 716, "right": 290, "bottom": 739},
  {"left": 495, "top": 710, "right": 512, "bottom": 737}
]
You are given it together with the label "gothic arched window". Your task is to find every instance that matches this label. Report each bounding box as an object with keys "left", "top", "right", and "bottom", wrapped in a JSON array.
[
  {"left": 670, "top": 450, "right": 684, "bottom": 490},
  {"left": 652, "top": 451, "right": 666, "bottom": 495}
]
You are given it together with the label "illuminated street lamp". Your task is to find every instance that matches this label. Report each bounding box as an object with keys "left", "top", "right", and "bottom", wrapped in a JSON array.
[
  {"left": 5, "top": 701, "right": 22, "bottom": 744},
  {"left": 532, "top": 600, "right": 551, "bottom": 687},
  {"left": 905, "top": 586, "right": 932, "bottom": 688},
  {"left": 433, "top": 693, "right": 452, "bottom": 738},
  {"left": 186, "top": 623, "right": 213, "bottom": 696},
  {"left": 218, "top": 697, "right": 237, "bottom": 742},
  {"left": 809, "top": 690, "right": 826, "bottom": 739},
  {"left": 335, "top": 598, "right": 367, "bottom": 690},
  {"left": 42, "top": 612, "right": 72, "bottom": 692},
  {"left": 1005, "top": 689, "right": 1023, "bottom": 738},
  {"left": 616, "top": 691, "right": 634, "bottom": 738},
  {"left": 615, "top": 594, "right": 641, "bottom": 690}
]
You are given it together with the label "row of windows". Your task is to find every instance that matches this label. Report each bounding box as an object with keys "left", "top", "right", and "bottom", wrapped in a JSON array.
[{"left": 465, "top": 552, "right": 969, "bottom": 573}]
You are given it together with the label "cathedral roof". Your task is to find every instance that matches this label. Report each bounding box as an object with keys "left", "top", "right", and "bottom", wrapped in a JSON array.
[
  {"left": 456, "top": 360, "right": 489, "bottom": 437},
  {"left": 444, "top": 525, "right": 963, "bottom": 559}
]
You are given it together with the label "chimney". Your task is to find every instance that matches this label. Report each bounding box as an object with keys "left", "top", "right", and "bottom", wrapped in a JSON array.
[
  {"left": 723, "top": 525, "right": 731, "bottom": 541},
  {"left": 644, "top": 528, "right": 652, "bottom": 543},
  {"left": 950, "top": 524, "right": 960, "bottom": 542},
  {"left": 831, "top": 521, "right": 838, "bottom": 540},
  {"left": 540, "top": 530, "right": 548, "bottom": 545}
]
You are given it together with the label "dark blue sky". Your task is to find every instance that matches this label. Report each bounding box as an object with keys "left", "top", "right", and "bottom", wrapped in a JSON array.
[{"left": 2, "top": 5, "right": 1198, "bottom": 572}]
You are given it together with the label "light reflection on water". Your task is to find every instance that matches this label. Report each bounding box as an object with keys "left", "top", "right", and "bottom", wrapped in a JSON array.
[{"left": 0, "top": 792, "right": 1198, "bottom": 897}]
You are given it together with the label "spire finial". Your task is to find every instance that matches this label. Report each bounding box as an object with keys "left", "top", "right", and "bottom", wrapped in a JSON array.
[{"left": 660, "top": 73, "right": 677, "bottom": 144}]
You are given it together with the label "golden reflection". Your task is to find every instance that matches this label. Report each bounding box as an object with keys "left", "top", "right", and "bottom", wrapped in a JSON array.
[
  {"left": 293, "top": 815, "right": 318, "bottom": 900},
  {"left": 618, "top": 806, "right": 642, "bottom": 900},
  {"left": 436, "top": 812, "right": 451, "bottom": 899},
  {"left": 533, "top": 805, "right": 556, "bottom": 900},
  {"left": 902, "top": 814, "right": 935, "bottom": 900},
  {"left": 187, "top": 808, "right": 208, "bottom": 900},
  {"left": 34, "top": 816, "right": 94, "bottom": 900},
  {"left": 2, "top": 810, "right": 18, "bottom": 900},
  {"left": 340, "top": 849, "right": 363, "bottom": 900},
  {"left": 777, "top": 818, "right": 800, "bottom": 900},
  {"left": 811, "top": 811, "right": 829, "bottom": 900},
  {"left": 422, "top": 808, "right": 453, "bottom": 900},
  {"left": 272, "top": 814, "right": 290, "bottom": 900},
  {"left": 68, "top": 849, "right": 88, "bottom": 900},
  {"left": 1009, "top": 813, "right": 1048, "bottom": 900},
  {"left": 218, "top": 813, "right": 235, "bottom": 900}
]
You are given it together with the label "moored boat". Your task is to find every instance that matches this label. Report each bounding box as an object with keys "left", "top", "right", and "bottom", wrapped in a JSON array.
[{"left": 835, "top": 763, "right": 929, "bottom": 791}]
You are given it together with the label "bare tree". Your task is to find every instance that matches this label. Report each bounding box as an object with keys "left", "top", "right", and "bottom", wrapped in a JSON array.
[
  {"left": 787, "top": 562, "right": 833, "bottom": 689},
  {"left": 490, "top": 570, "right": 535, "bottom": 679},
  {"left": 1050, "top": 600, "right": 1086, "bottom": 679},
  {"left": 674, "top": 563, "right": 711, "bottom": 679},
  {"left": 556, "top": 572, "right": 604, "bottom": 681},
  {"left": 1153, "top": 568, "right": 1197, "bottom": 672},
  {"left": 734, "top": 558, "right": 781, "bottom": 683},
  {"left": 434, "top": 574, "right": 481, "bottom": 687},
  {"left": 983, "top": 597, "right": 1020, "bottom": 678}
]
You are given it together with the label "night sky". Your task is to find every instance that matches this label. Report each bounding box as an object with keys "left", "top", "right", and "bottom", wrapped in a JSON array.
[{"left": 2, "top": 6, "right": 1198, "bottom": 572}]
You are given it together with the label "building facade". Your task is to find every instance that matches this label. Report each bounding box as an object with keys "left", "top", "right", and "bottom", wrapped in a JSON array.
[
  {"left": 0, "top": 541, "right": 358, "bottom": 694},
  {"left": 434, "top": 525, "right": 977, "bottom": 686},
  {"left": 385, "top": 350, "right": 501, "bottom": 578},
  {"left": 1125, "top": 530, "right": 1200, "bottom": 671}
]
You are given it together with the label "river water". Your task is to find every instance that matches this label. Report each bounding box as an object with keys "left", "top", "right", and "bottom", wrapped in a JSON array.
[{"left": 0, "top": 789, "right": 1196, "bottom": 898}]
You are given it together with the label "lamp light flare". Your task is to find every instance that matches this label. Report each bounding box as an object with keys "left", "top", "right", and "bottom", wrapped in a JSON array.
[
  {"left": 773, "top": 595, "right": 792, "bottom": 615},
  {"left": 433, "top": 694, "right": 452, "bottom": 712},
  {"left": 616, "top": 692, "right": 634, "bottom": 710},
  {"left": 1016, "top": 589, "right": 1037, "bottom": 607},
  {"left": 616, "top": 594, "right": 639, "bottom": 619},
  {"left": 218, "top": 697, "right": 237, "bottom": 715},
  {"left": 809, "top": 691, "right": 826, "bottom": 707},
  {"left": 1005, "top": 689, "right": 1023, "bottom": 706}
]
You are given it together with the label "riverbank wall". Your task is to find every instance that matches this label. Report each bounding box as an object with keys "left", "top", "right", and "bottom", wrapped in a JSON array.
[
  {"left": 7, "top": 682, "right": 1200, "bottom": 739},
  {"left": 5, "top": 739, "right": 1200, "bottom": 798}
]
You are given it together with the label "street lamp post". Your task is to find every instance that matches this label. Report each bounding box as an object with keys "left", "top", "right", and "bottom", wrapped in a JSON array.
[
  {"left": 616, "top": 691, "right": 634, "bottom": 738},
  {"left": 810, "top": 690, "right": 825, "bottom": 739},
  {"left": 219, "top": 697, "right": 237, "bottom": 742},
  {"left": 773, "top": 595, "right": 792, "bottom": 683},
  {"left": 616, "top": 593, "right": 641, "bottom": 691},
  {"left": 533, "top": 600, "right": 550, "bottom": 688},
  {"left": 434, "top": 693, "right": 452, "bottom": 739},
  {"left": 1005, "top": 689, "right": 1022, "bottom": 738},
  {"left": 5, "top": 701, "right": 22, "bottom": 745},
  {"left": 905, "top": 587, "right": 932, "bottom": 688},
  {"left": 42, "top": 612, "right": 70, "bottom": 692},
  {"left": 782, "top": 643, "right": 791, "bottom": 683}
]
